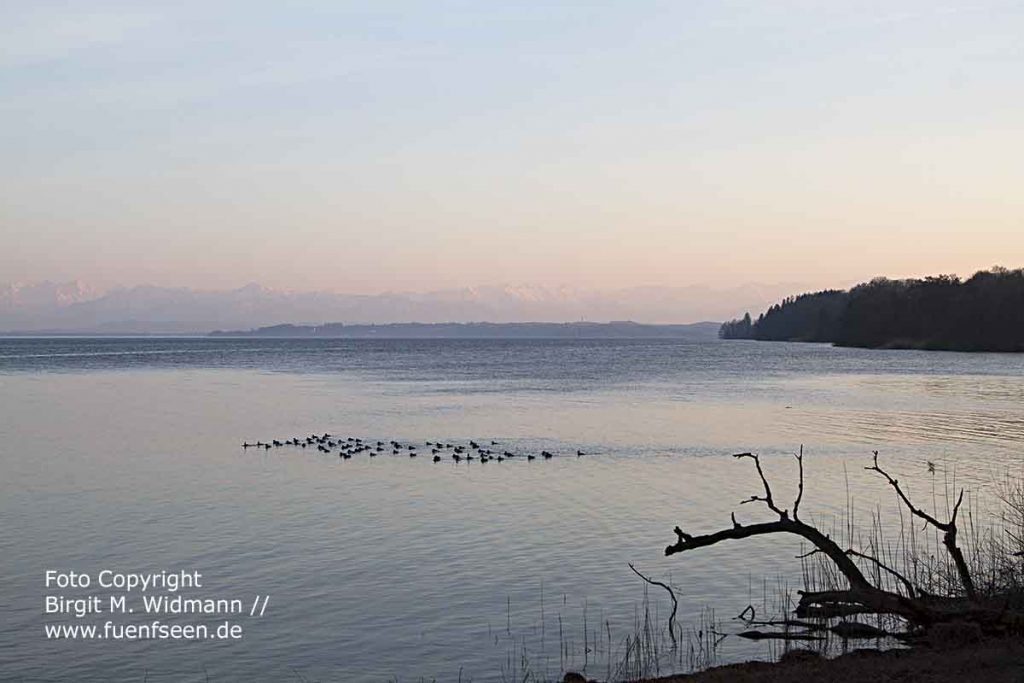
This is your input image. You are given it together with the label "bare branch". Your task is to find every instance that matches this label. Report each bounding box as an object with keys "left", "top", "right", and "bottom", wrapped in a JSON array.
[
  {"left": 865, "top": 451, "right": 947, "bottom": 530},
  {"left": 737, "top": 630, "right": 825, "bottom": 641},
  {"left": 845, "top": 549, "right": 917, "bottom": 598},
  {"left": 951, "top": 488, "right": 965, "bottom": 525},
  {"left": 629, "top": 563, "right": 679, "bottom": 649},
  {"left": 736, "top": 604, "right": 822, "bottom": 631},
  {"left": 803, "top": 545, "right": 919, "bottom": 598},
  {"left": 733, "top": 452, "right": 788, "bottom": 518},
  {"left": 664, "top": 448, "right": 1003, "bottom": 632},
  {"left": 865, "top": 451, "right": 976, "bottom": 600},
  {"left": 793, "top": 445, "right": 804, "bottom": 520},
  {"left": 666, "top": 517, "right": 871, "bottom": 591}
]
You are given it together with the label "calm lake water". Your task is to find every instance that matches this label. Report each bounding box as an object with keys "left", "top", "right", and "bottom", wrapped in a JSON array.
[{"left": 2, "top": 338, "right": 1023, "bottom": 682}]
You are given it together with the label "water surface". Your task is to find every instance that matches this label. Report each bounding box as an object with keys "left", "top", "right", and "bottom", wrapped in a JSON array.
[{"left": 2, "top": 338, "right": 1022, "bottom": 681}]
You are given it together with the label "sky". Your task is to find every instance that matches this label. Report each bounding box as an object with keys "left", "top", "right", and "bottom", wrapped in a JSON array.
[{"left": 2, "top": 1, "right": 1022, "bottom": 295}]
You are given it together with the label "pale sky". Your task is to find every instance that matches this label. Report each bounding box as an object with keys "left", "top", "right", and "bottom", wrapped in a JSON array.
[{"left": 2, "top": 1, "right": 1022, "bottom": 294}]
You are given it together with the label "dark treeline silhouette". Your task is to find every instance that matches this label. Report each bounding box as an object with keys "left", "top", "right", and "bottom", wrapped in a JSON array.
[{"left": 720, "top": 267, "right": 1024, "bottom": 351}]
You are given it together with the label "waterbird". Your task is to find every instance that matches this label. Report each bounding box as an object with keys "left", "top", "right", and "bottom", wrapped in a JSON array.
[
  {"left": 527, "top": 454, "right": 536, "bottom": 461},
  {"left": 577, "top": 450, "right": 585, "bottom": 457},
  {"left": 433, "top": 455, "right": 441, "bottom": 463}
]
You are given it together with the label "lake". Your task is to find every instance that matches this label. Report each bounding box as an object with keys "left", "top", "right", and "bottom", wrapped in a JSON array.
[{"left": 2, "top": 337, "right": 1023, "bottom": 682}]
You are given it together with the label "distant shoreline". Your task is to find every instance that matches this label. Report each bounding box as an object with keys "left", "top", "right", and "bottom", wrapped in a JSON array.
[
  {"left": 208, "top": 321, "right": 721, "bottom": 340},
  {"left": 0, "top": 321, "right": 721, "bottom": 340}
]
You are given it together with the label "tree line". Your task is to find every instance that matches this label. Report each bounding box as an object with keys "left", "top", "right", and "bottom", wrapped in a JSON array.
[{"left": 719, "top": 267, "right": 1024, "bottom": 351}]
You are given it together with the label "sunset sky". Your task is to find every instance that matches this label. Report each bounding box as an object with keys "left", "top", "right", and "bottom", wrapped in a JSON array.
[{"left": 2, "top": 1, "right": 1022, "bottom": 295}]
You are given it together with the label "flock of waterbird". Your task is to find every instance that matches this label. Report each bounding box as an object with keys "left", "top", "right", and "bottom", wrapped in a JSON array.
[{"left": 242, "top": 433, "right": 586, "bottom": 463}]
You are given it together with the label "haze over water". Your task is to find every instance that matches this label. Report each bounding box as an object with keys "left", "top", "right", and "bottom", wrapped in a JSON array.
[{"left": 2, "top": 337, "right": 1023, "bottom": 681}]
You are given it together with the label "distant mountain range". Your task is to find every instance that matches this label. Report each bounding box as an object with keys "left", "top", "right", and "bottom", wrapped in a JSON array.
[
  {"left": 0, "top": 280, "right": 808, "bottom": 334},
  {"left": 211, "top": 321, "right": 721, "bottom": 339}
]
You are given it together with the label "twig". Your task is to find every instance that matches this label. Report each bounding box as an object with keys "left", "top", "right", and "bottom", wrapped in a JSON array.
[
  {"left": 629, "top": 563, "right": 679, "bottom": 649},
  {"left": 793, "top": 445, "right": 805, "bottom": 520},
  {"left": 734, "top": 452, "right": 788, "bottom": 518}
]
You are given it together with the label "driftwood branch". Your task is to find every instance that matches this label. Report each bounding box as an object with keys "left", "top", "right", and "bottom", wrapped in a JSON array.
[
  {"left": 629, "top": 563, "right": 679, "bottom": 649},
  {"left": 793, "top": 445, "right": 804, "bottom": 521},
  {"left": 845, "top": 549, "right": 918, "bottom": 599},
  {"left": 663, "top": 449, "right": 1015, "bottom": 633},
  {"left": 866, "top": 451, "right": 975, "bottom": 600},
  {"left": 799, "top": 546, "right": 920, "bottom": 598},
  {"left": 668, "top": 453, "right": 871, "bottom": 592},
  {"left": 733, "top": 452, "right": 788, "bottom": 518},
  {"left": 736, "top": 605, "right": 821, "bottom": 631},
  {"left": 736, "top": 630, "right": 824, "bottom": 641}
]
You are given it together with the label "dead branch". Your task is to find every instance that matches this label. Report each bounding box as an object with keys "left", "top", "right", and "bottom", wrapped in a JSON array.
[
  {"left": 845, "top": 548, "right": 918, "bottom": 598},
  {"left": 736, "top": 605, "right": 822, "bottom": 631},
  {"left": 663, "top": 450, "right": 1018, "bottom": 633},
  {"left": 866, "top": 451, "right": 975, "bottom": 600},
  {"left": 668, "top": 454, "right": 872, "bottom": 592},
  {"left": 736, "top": 630, "right": 825, "bottom": 641},
  {"left": 734, "top": 452, "right": 788, "bottom": 517},
  {"left": 793, "top": 445, "right": 804, "bottom": 521},
  {"left": 797, "top": 546, "right": 917, "bottom": 597},
  {"left": 628, "top": 563, "right": 679, "bottom": 649}
]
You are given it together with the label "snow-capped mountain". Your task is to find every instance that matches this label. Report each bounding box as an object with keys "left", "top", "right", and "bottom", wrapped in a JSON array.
[
  {"left": 0, "top": 280, "right": 804, "bottom": 333},
  {"left": 0, "top": 280, "right": 100, "bottom": 311}
]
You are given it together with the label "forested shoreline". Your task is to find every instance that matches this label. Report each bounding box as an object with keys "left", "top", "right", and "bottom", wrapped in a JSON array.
[{"left": 720, "top": 267, "right": 1024, "bottom": 351}]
